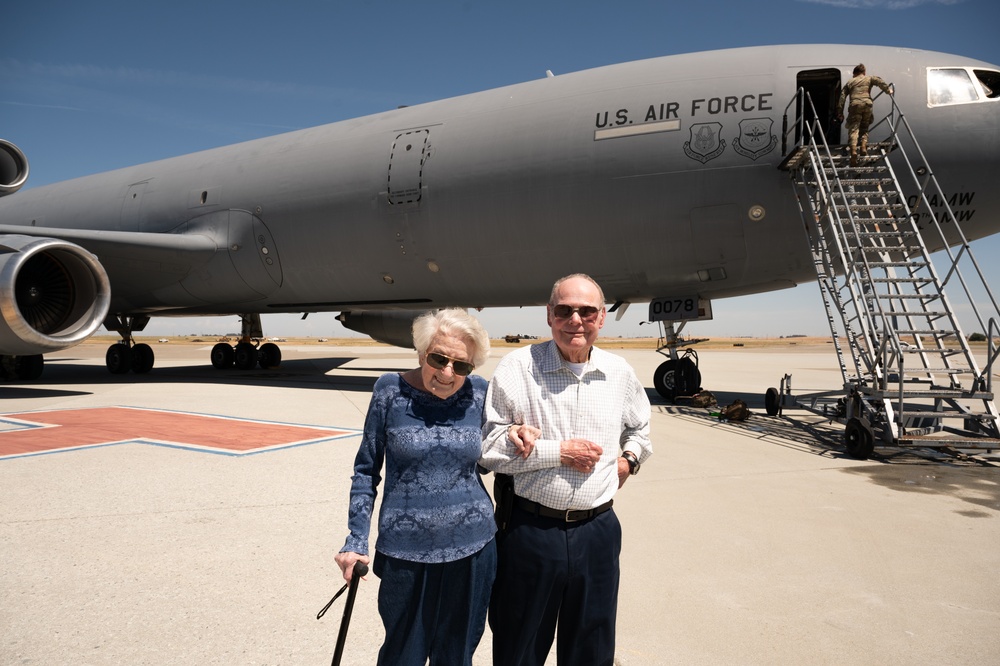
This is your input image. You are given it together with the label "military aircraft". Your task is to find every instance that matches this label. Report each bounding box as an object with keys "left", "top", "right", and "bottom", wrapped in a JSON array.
[{"left": 2, "top": 44, "right": 999, "bottom": 394}]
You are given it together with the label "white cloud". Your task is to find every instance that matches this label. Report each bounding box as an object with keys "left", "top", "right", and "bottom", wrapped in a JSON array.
[{"left": 799, "top": 0, "right": 963, "bottom": 8}]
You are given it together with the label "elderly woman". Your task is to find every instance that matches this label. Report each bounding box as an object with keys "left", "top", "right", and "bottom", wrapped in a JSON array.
[{"left": 335, "top": 308, "right": 496, "bottom": 666}]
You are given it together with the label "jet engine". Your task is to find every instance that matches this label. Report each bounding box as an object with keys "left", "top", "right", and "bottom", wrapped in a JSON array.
[
  {"left": 0, "top": 140, "right": 29, "bottom": 197},
  {"left": 0, "top": 235, "right": 112, "bottom": 355},
  {"left": 336, "top": 310, "right": 425, "bottom": 349}
]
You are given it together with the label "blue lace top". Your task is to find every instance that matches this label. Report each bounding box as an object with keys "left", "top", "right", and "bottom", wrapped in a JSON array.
[{"left": 341, "top": 372, "right": 496, "bottom": 563}]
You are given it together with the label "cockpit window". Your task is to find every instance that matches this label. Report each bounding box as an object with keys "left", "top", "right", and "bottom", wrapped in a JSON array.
[
  {"left": 974, "top": 69, "right": 1000, "bottom": 99},
  {"left": 928, "top": 67, "right": 1000, "bottom": 106},
  {"left": 928, "top": 68, "right": 978, "bottom": 106}
]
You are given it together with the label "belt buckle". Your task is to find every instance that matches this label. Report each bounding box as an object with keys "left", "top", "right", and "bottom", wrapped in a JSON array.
[{"left": 564, "top": 508, "right": 582, "bottom": 523}]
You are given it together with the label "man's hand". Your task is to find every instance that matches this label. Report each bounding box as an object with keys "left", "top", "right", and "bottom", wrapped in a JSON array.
[
  {"left": 508, "top": 424, "right": 541, "bottom": 459},
  {"left": 559, "top": 439, "right": 602, "bottom": 473},
  {"left": 617, "top": 456, "right": 630, "bottom": 488}
]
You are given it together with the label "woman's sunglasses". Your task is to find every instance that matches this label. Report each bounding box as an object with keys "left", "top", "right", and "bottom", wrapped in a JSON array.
[{"left": 425, "top": 352, "right": 475, "bottom": 376}]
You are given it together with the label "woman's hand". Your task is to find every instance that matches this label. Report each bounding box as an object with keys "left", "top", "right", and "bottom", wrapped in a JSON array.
[
  {"left": 508, "top": 424, "right": 541, "bottom": 459},
  {"left": 334, "top": 551, "right": 370, "bottom": 582}
]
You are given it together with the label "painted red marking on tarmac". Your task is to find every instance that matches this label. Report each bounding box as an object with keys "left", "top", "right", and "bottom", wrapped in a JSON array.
[{"left": 0, "top": 407, "right": 357, "bottom": 458}]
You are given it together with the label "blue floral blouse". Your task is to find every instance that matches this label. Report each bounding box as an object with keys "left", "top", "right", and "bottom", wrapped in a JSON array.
[{"left": 340, "top": 372, "right": 496, "bottom": 563}]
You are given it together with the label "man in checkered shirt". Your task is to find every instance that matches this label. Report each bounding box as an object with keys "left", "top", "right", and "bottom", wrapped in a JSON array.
[{"left": 481, "top": 273, "right": 652, "bottom": 666}]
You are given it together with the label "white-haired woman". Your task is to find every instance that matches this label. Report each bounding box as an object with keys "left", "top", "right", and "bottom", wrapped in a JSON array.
[{"left": 336, "top": 308, "right": 496, "bottom": 666}]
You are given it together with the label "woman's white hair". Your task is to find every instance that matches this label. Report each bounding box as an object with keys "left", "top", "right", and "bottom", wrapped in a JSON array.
[{"left": 411, "top": 308, "right": 491, "bottom": 369}]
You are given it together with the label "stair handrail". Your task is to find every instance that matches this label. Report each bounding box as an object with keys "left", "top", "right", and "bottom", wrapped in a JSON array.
[
  {"left": 784, "top": 88, "right": 908, "bottom": 383},
  {"left": 872, "top": 93, "right": 1000, "bottom": 339}
]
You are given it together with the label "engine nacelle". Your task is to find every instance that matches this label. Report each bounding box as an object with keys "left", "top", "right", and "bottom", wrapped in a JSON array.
[
  {"left": 336, "top": 310, "right": 427, "bottom": 349},
  {"left": 0, "top": 236, "right": 112, "bottom": 355},
  {"left": 0, "top": 140, "right": 29, "bottom": 197}
]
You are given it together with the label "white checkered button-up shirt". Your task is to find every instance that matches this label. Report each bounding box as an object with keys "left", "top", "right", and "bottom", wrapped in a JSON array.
[{"left": 481, "top": 340, "right": 652, "bottom": 511}]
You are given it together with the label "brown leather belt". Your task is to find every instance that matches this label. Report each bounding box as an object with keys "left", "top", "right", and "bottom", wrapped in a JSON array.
[{"left": 514, "top": 496, "right": 613, "bottom": 523}]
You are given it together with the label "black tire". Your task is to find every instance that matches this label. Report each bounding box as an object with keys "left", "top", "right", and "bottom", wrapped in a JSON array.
[
  {"left": 258, "top": 342, "right": 282, "bottom": 369},
  {"left": 234, "top": 342, "right": 258, "bottom": 370},
  {"left": 653, "top": 360, "right": 677, "bottom": 401},
  {"left": 14, "top": 355, "right": 44, "bottom": 381},
  {"left": 131, "top": 343, "right": 155, "bottom": 374},
  {"left": 106, "top": 344, "right": 133, "bottom": 374},
  {"left": 844, "top": 417, "right": 875, "bottom": 460},
  {"left": 211, "top": 343, "right": 234, "bottom": 369},
  {"left": 674, "top": 356, "right": 701, "bottom": 397},
  {"left": 765, "top": 387, "right": 780, "bottom": 416},
  {"left": 653, "top": 357, "right": 702, "bottom": 401}
]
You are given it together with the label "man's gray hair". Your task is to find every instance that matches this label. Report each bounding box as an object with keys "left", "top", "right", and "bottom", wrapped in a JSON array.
[
  {"left": 548, "top": 273, "right": 606, "bottom": 307},
  {"left": 411, "top": 308, "right": 491, "bottom": 368}
]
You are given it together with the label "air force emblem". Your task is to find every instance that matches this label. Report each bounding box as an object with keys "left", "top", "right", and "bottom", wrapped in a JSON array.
[
  {"left": 733, "top": 118, "right": 777, "bottom": 160},
  {"left": 684, "top": 123, "right": 726, "bottom": 164}
]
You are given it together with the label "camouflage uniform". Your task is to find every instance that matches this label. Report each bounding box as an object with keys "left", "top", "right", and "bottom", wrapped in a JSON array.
[{"left": 838, "top": 74, "right": 893, "bottom": 163}]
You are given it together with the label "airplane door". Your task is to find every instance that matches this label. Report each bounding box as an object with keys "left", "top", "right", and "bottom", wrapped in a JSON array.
[
  {"left": 387, "top": 129, "right": 429, "bottom": 205},
  {"left": 796, "top": 69, "right": 842, "bottom": 147}
]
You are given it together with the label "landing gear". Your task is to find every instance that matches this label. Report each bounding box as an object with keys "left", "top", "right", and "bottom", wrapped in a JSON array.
[
  {"left": 0, "top": 354, "right": 45, "bottom": 381},
  {"left": 651, "top": 320, "right": 705, "bottom": 401},
  {"left": 132, "top": 343, "right": 155, "bottom": 374},
  {"left": 653, "top": 351, "right": 702, "bottom": 402},
  {"left": 105, "top": 343, "right": 132, "bottom": 374},
  {"left": 211, "top": 342, "right": 235, "bottom": 369},
  {"left": 208, "top": 314, "right": 282, "bottom": 371},
  {"left": 258, "top": 342, "right": 282, "bottom": 369},
  {"left": 234, "top": 342, "right": 258, "bottom": 370},
  {"left": 103, "top": 315, "right": 155, "bottom": 375}
]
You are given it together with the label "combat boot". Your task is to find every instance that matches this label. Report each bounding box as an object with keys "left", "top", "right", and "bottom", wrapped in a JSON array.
[
  {"left": 859, "top": 137, "right": 868, "bottom": 156},
  {"left": 849, "top": 146, "right": 858, "bottom": 167}
]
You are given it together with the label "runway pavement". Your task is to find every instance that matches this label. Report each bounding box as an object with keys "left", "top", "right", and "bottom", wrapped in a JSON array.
[{"left": 1, "top": 340, "right": 998, "bottom": 665}]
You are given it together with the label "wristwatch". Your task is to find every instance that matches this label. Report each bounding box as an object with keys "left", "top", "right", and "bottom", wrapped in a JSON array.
[{"left": 622, "top": 451, "right": 640, "bottom": 475}]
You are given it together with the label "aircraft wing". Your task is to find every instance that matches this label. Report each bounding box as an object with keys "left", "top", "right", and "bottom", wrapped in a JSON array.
[{"left": 0, "top": 224, "right": 218, "bottom": 295}]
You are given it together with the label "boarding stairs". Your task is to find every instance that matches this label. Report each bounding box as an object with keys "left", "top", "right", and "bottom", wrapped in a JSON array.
[{"left": 774, "top": 89, "right": 1000, "bottom": 459}]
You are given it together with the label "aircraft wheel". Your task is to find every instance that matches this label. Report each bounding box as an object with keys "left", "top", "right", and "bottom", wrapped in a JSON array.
[
  {"left": 132, "top": 343, "right": 155, "bottom": 374},
  {"left": 765, "top": 387, "right": 781, "bottom": 416},
  {"left": 211, "top": 343, "right": 235, "bottom": 369},
  {"left": 674, "top": 356, "right": 701, "bottom": 398},
  {"left": 258, "top": 342, "right": 282, "bottom": 369},
  {"left": 106, "top": 344, "right": 133, "bottom": 374},
  {"left": 844, "top": 417, "right": 875, "bottom": 460},
  {"left": 234, "top": 342, "right": 258, "bottom": 370},
  {"left": 653, "top": 360, "right": 678, "bottom": 401},
  {"left": 15, "top": 355, "right": 44, "bottom": 381}
]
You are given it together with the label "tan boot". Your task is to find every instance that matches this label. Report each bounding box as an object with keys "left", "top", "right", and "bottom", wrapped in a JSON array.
[
  {"left": 859, "top": 137, "right": 868, "bottom": 156},
  {"left": 849, "top": 146, "right": 858, "bottom": 167}
]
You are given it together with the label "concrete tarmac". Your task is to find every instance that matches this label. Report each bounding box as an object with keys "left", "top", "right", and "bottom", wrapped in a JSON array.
[{"left": 1, "top": 340, "right": 998, "bottom": 665}]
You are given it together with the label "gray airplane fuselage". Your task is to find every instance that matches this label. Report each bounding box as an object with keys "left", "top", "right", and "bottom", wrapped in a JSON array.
[{"left": 1, "top": 44, "right": 999, "bottom": 346}]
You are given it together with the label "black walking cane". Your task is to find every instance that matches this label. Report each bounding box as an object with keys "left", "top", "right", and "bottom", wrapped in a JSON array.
[{"left": 317, "top": 560, "right": 369, "bottom": 666}]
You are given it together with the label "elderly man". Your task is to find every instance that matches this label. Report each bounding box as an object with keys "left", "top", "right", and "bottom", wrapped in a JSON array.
[{"left": 481, "top": 273, "right": 652, "bottom": 666}]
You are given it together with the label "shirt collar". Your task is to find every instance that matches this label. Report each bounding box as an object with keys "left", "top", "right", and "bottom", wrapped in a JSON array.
[{"left": 537, "top": 339, "right": 608, "bottom": 376}]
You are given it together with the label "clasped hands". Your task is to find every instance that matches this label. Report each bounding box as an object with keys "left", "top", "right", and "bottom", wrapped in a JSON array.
[
  {"left": 508, "top": 426, "right": 629, "bottom": 486},
  {"left": 507, "top": 425, "right": 603, "bottom": 475}
]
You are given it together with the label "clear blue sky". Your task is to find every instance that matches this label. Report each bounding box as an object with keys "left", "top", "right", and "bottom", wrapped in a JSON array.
[{"left": 3, "top": 0, "right": 997, "bottom": 339}]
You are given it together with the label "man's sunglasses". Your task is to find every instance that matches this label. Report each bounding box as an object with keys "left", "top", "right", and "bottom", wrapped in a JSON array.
[
  {"left": 551, "top": 304, "right": 601, "bottom": 321},
  {"left": 425, "top": 352, "right": 475, "bottom": 376}
]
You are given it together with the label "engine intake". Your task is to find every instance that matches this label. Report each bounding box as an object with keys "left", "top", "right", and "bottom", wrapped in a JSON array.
[
  {"left": 0, "top": 236, "right": 112, "bottom": 355},
  {"left": 0, "top": 139, "right": 29, "bottom": 197}
]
